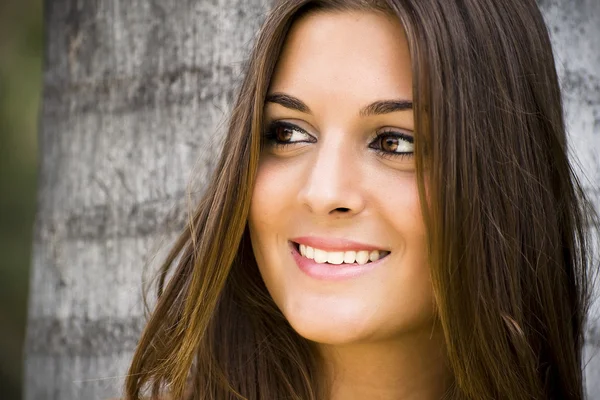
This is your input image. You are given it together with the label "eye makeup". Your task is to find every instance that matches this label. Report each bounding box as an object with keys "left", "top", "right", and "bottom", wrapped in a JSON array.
[
  {"left": 262, "top": 120, "right": 414, "bottom": 160},
  {"left": 368, "top": 129, "right": 414, "bottom": 160},
  {"left": 263, "top": 121, "right": 316, "bottom": 150}
]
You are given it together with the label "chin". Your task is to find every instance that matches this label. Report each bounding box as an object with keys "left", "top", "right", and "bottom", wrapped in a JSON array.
[
  {"left": 278, "top": 297, "right": 384, "bottom": 345},
  {"left": 275, "top": 289, "right": 437, "bottom": 347},
  {"left": 288, "top": 317, "right": 370, "bottom": 345}
]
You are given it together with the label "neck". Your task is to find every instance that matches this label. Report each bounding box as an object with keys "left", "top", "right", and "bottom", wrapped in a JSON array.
[{"left": 318, "top": 326, "right": 452, "bottom": 400}]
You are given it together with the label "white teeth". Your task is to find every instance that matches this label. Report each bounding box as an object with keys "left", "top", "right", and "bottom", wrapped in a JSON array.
[
  {"left": 313, "top": 248, "right": 328, "bottom": 263},
  {"left": 355, "top": 250, "right": 370, "bottom": 265},
  {"left": 327, "top": 252, "right": 345, "bottom": 265},
  {"left": 343, "top": 251, "right": 356, "bottom": 264},
  {"left": 305, "top": 245, "right": 314, "bottom": 259},
  {"left": 297, "top": 243, "right": 387, "bottom": 265},
  {"left": 369, "top": 250, "right": 379, "bottom": 262}
]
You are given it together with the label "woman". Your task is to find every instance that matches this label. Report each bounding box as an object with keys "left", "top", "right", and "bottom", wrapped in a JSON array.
[{"left": 126, "top": 0, "right": 597, "bottom": 399}]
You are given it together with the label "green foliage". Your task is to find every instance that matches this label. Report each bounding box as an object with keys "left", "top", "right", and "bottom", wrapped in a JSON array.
[{"left": 0, "top": 0, "right": 42, "bottom": 399}]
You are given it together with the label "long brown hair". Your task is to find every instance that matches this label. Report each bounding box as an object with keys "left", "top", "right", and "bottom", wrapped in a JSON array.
[{"left": 125, "top": 1, "right": 597, "bottom": 399}]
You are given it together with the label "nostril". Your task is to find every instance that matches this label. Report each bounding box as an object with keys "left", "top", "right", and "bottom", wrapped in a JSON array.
[{"left": 334, "top": 207, "right": 351, "bottom": 213}]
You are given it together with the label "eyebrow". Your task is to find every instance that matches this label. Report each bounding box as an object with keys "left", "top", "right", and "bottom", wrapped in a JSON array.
[
  {"left": 265, "top": 92, "right": 413, "bottom": 117},
  {"left": 359, "top": 99, "right": 413, "bottom": 117}
]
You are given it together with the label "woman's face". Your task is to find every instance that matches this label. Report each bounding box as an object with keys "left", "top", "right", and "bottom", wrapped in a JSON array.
[{"left": 249, "top": 10, "right": 434, "bottom": 345}]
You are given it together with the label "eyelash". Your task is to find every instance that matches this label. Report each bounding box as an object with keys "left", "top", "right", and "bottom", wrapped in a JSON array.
[
  {"left": 369, "top": 129, "right": 414, "bottom": 160},
  {"left": 263, "top": 121, "right": 414, "bottom": 160},
  {"left": 263, "top": 121, "right": 316, "bottom": 149}
]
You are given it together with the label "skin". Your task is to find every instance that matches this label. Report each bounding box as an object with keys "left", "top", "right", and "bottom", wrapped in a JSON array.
[{"left": 249, "top": 11, "right": 451, "bottom": 400}]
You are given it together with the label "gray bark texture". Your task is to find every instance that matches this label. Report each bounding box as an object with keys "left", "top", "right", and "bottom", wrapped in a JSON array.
[
  {"left": 25, "top": 0, "right": 271, "bottom": 399},
  {"left": 540, "top": 1, "right": 600, "bottom": 398},
  {"left": 24, "top": 0, "right": 599, "bottom": 399}
]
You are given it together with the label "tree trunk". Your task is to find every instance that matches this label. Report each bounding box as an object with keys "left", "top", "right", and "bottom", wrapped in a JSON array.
[
  {"left": 24, "top": 1, "right": 270, "bottom": 399},
  {"left": 24, "top": 0, "right": 599, "bottom": 399}
]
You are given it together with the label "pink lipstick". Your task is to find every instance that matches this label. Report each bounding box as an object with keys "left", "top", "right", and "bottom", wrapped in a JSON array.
[{"left": 288, "top": 238, "right": 390, "bottom": 281}]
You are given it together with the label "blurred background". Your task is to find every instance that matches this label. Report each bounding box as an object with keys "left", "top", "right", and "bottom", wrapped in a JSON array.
[{"left": 0, "top": 0, "right": 42, "bottom": 399}]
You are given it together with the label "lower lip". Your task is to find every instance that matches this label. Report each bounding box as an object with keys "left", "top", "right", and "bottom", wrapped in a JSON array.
[{"left": 290, "top": 242, "right": 387, "bottom": 281}]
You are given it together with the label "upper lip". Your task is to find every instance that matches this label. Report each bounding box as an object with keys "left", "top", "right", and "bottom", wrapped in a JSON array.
[{"left": 290, "top": 236, "right": 388, "bottom": 252}]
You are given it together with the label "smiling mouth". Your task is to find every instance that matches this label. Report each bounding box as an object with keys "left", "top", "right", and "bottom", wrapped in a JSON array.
[{"left": 292, "top": 242, "right": 390, "bottom": 265}]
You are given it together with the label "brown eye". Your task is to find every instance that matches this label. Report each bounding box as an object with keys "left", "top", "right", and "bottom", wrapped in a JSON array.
[
  {"left": 264, "top": 121, "right": 315, "bottom": 148},
  {"left": 274, "top": 125, "right": 294, "bottom": 142},
  {"left": 381, "top": 136, "right": 400, "bottom": 152},
  {"left": 368, "top": 131, "right": 414, "bottom": 157}
]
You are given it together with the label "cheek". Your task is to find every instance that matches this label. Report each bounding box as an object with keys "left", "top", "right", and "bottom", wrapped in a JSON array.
[
  {"left": 249, "top": 160, "right": 304, "bottom": 315},
  {"left": 248, "top": 160, "right": 290, "bottom": 279},
  {"left": 379, "top": 176, "right": 434, "bottom": 322},
  {"left": 249, "top": 161, "right": 283, "bottom": 234},
  {"left": 374, "top": 169, "right": 427, "bottom": 248}
]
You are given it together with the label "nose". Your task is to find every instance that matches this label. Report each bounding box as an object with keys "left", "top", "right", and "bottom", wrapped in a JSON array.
[{"left": 298, "top": 136, "right": 366, "bottom": 217}]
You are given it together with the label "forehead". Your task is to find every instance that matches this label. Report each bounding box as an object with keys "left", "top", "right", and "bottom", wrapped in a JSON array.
[{"left": 268, "top": 10, "right": 413, "bottom": 105}]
